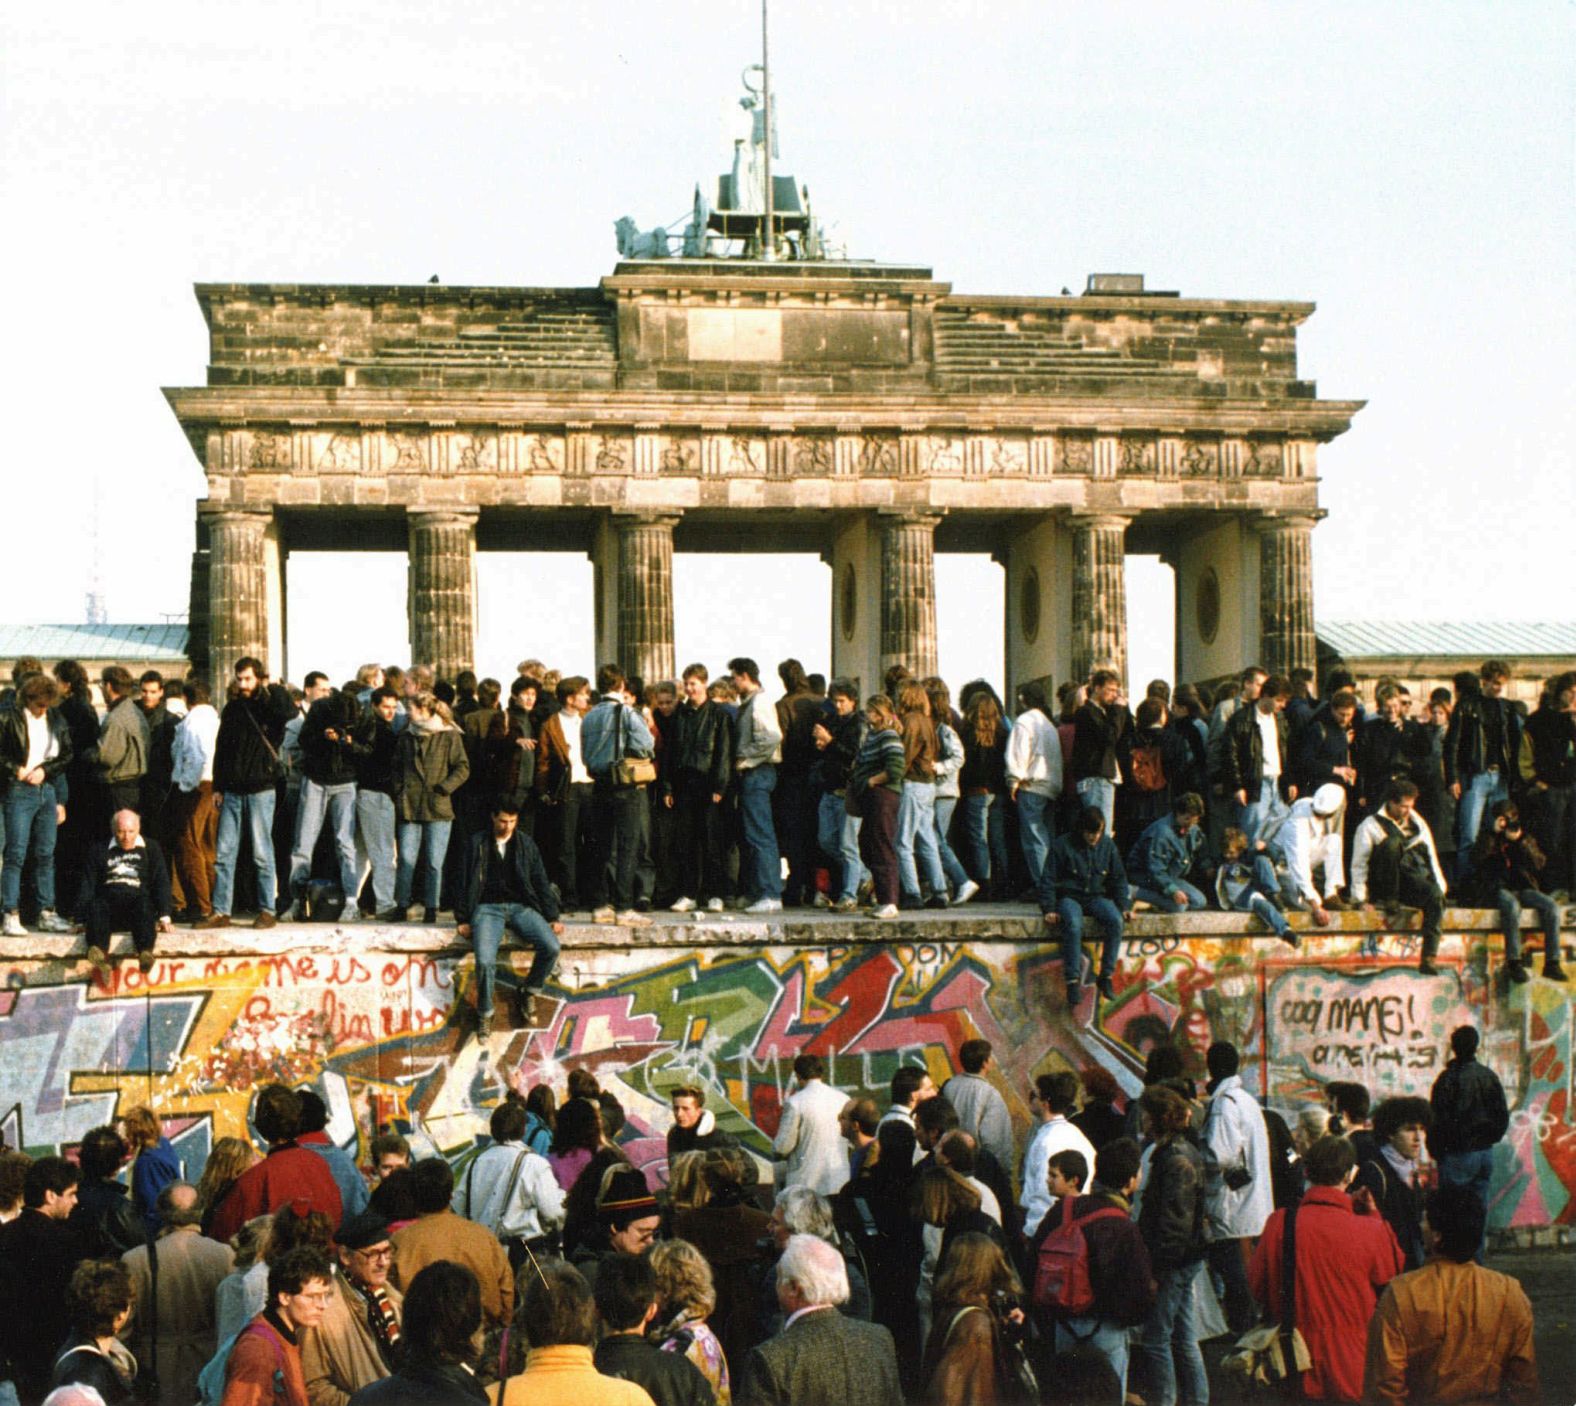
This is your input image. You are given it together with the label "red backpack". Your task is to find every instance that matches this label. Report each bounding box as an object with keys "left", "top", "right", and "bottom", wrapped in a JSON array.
[
  {"left": 1129, "top": 742, "right": 1167, "bottom": 792},
  {"left": 1032, "top": 1198, "right": 1130, "bottom": 1315}
]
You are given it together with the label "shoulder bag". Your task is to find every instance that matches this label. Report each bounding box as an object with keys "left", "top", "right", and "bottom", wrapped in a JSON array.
[
  {"left": 612, "top": 706, "right": 656, "bottom": 788},
  {"left": 1221, "top": 1205, "right": 1309, "bottom": 1397}
]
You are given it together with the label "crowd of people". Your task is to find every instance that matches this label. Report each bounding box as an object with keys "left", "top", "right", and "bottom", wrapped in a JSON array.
[
  {"left": 0, "top": 1029, "right": 1540, "bottom": 1406},
  {"left": 1, "top": 650, "right": 1570, "bottom": 1003}
]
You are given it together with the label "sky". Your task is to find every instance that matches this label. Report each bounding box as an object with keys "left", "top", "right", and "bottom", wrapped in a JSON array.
[{"left": 2, "top": 1, "right": 1571, "bottom": 691}]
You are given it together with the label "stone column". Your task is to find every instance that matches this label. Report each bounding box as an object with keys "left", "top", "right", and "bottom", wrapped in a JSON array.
[
  {"left": 1069, "top": 513, "right": 1130, "bottom": 684},
  {"left": 614, "top": 511, "right": 679, "bottom": 683},
  {"left": 878, "top": 510, "right": 941, "bottom": 680},
  {"left": 206, "top": 509, "right": 272, "bottom": 687},
  {"left": 407, "top": 509, "right": 478, "bottom": 679},
  {"left": 1255, "top": 513, "right": 1317, "bottom": 677}
]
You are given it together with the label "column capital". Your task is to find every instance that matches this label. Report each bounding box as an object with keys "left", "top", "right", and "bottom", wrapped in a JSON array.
[
  {"left": 200, "top": 504, "right": 273, "bottom": 521},
  {"left": 1067, "top": 511, "right": 1134, "bottom": 531},
  {"left": 876, "top": 507, "right": 945, "bottom": 527},
  {"left": 407, "top": 507, "right": 480, "bottom": 527},
  {"left": 1249, "top": 510, "right": 1321, "bottom": 535},
  {"left": 611, "top": 509, "right": 683, "bottom": 529}
]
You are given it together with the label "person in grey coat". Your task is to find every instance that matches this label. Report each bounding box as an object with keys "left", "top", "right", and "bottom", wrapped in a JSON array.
[
  {"left": 737, "top": 1234, "right": 902, "bottom": 1406},
  {"left": 938, "top": 1038, "right": 1015, "bottom": 1178}
]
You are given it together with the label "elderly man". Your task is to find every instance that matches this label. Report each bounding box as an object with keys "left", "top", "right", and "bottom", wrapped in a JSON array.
[
  {"left": 738, "top": 1234, "right": 901, "bottom": 1406},
  {"left": 122, "top": 1182, "right": 235, "bottom": 1406},
  {"left": 75, "top": 810, "right": 173, "bottom": 975},
  {"left": 301, "top": 1210, "right": 404, "bottom": 1406}
]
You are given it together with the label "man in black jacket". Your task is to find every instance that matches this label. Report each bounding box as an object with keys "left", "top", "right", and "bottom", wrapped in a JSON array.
[
  {"left": 199, "top": 656, "right": 295, "bottom": 930},
  {"left": 1445, "top": 660, "right": 1522, "bottom": 872},
  {"left": 810, "top": 680, "right": 869, "bottom": 912},
  {"left": 1223, "top": 673, "right": 1297, "bottom": 841},
  {"left": 0, "top": 1156, "right": 81, "bottom": 1405},
  {"left": 354, "top": 687, "right": 402, "bottom": 921},
  {"left": 666, "top": 664, "right": 734, "bottom": 915},
  {"left": 76, "top": 809, "right": 173, "bottom": 974},
  {"left": 593, "top": 1252, "right": 715, "bottom": 1406},
  {"left": 1519, "top": 670, "right": 1576, "bottom": 897},
  {"left": 286, "top": 684, "right": 363, "bottom": 921},
  {"left": 66, "top": 1125, "right": 145, "bottom": 1261},
  {"left": 1427, "top": 1025, "right": 1509, "bottom": 1259},
  {"left": 1355, "top": 682, "right": 1430, "bottom": 817},
  {"left": 1069, "top": 669, "right": 1132, "bottom": 835},
  {"left": 0, "top": 673, "right": 76, "bottom": 936},
  {"left": 454, "top": 801, "right": 561, "bottom": 1033}
]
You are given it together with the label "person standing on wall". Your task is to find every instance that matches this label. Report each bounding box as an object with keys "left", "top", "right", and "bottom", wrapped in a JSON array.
[{"left": 730, "top": 658, "right": 784, "bottom": 914}]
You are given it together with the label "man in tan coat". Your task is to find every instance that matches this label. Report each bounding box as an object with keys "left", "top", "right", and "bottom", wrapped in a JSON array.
[
  {"left": 122, "top": 1180, "right": 235, "bottom": 1406},
  {"left": 390, "top": 1158, "right": 513, "bottom": 1328},
  {"left": 301, "top": 1210, "right": 404, "bottom": 1406}
]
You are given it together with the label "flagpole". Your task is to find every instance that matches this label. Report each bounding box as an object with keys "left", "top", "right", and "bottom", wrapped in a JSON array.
[{"left": 760, "top": 0, "right": 774, "bottom": 260}]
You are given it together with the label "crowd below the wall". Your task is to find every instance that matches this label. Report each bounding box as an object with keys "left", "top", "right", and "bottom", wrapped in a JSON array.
[
  {"left": 0, "top": 1029, "right": 1540, "bottom": 1406},
  {"left": 0, "top": 652, "right": 1571, "bottom": 1009}
]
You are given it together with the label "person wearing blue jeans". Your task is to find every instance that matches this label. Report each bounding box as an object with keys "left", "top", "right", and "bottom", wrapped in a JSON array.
[
  {"left": 456, "top": 802, "right": 562, "bottom": 1033},
  {"left": 896, "top": 777, "right": 948, "bottom": 905},
  {"left": 1428, "top": 1025, "right": 1509, "bottom": 1262},
  {"left": 397, "top": 818, "right": 453, "bottom": 914},
  {"left": 958, "top": 789, "right": 1009, "bottom": 891},
  {"left": 392, "top": 693, "right": 470, "bottom": 921},
  {"left": 0, "top": 675, "right": 76, "bottom": 934},
  {"left": 815, "top": 791, "right": 868, "bottom": 904},
  {"left": 1216, "top": 828, "right": 1297, "bottom": 945},
  {"left": 288, "top": 780, "right": 359, "bottom": 917},
  {"left": 1069, "top": 671, "right": 1131, "bottom": 837},
  {"left": 1006, "top": 682, "right": 1063, "bottom": 883},
  {"left": 1127, "top": 796, "right": 1208, "bottom": 913},
  {"left": 1445, "top": 661, "right": 1521, "bottom": 870},
  {"left": 1465, "top": 800, "right": 1568, "bottom": 983},
  {"left": 928, "top": 702, "right": 978, "bottom": 904},
  {"left": 1222, "top": 676, "right": 1294, "bottom": 846},
  {"left": 213, "top": 789, "right": 279, "bottom": 921},
  {"left": 1039, "top": 806, "right": 1131, "bottom": 1003},
  {"left": 730, "top": 658, "right": 784, "bottom": 912}
]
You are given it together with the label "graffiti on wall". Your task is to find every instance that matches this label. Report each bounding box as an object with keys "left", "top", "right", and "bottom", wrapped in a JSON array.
[{"left": 0, "top": 930, "right": 1570, "bottom": 1230}]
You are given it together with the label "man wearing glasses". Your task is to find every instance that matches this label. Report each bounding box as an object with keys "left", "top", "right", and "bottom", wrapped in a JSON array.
[{"left": 301, "top": 1210, "right": 404, "bottom": 1406}]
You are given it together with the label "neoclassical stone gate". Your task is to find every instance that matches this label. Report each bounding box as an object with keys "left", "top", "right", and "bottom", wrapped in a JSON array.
[{"left": 165, "top": 261, "right": 1361, "bottom": 690}]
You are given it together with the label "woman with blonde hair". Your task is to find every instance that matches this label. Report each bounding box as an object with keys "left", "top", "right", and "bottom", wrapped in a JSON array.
[
  {"left": 665, "top": 1151, "right": 710, "bottom": 1215},
  {"left": 122, "top": 1106, "right": 180, "bottom": 1239},
  {"left": 1293, "top": 1105, "right": 1330, "bottom": 1155},
  {"left": 650, "top": 1238, "right": 731, "bottom": 1405},
  {"left": 393, "top": 690, "right": 469, "bottom": 922},
  {"left": 921, "top": 1231, "right": 1026, "bottom": 1405},
  {"left": 214, "top": 1214, "right": 274, "bottom": 1346},
  {"left": 896, "top": 682, "right": 948, "bottom": 908},
  {"left": 196, "top": 1137, "right": 258, "bottom": 1239}
]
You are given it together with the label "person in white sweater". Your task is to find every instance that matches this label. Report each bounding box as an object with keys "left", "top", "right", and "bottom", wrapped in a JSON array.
[
  {"left": 1006, "top": 682, "right": 1063, "bottom": 883},
  {"left": 772, "top": 1054, "right": 853, "bottom": 1195},
  {"left": 169, "top": 680, "right": 222, "bottom": 922}
]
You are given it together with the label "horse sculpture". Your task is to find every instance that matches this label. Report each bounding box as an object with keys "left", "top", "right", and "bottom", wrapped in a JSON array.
[{"left": 614, "top": 215, "right": 671, "bottom": 259}]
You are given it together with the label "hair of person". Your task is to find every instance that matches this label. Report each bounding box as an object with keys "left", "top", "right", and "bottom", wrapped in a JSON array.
[
  {"left": 698, "top": 1146, "right": 751, "bottom": 1199},
  {"left": 778, "top": 658, "right": 808, "bottom": 692},
  {"left": 1017, "top": 680, "right": 1049, "bottom": 715},
  {"left": 897, "top": 681, "right": 931, "bottom": 717},
  {"left": 0, "top": 1150, "right": 31, "bottom": 1212},
  {"left": 555, "top": 674, "right": 589, "bottom": 704},
  {"left": 1450, "top": 1025, "right": 1479, "bottom": 1059},
  {"left": 915, "top": 1165, "right": 982, "bottom": 1226},
  {"left": 119, "top": 1106, "right": 160, "bottom": 1151},
  {"left": 10, "top": 655, "right": 43, "bottom": 685},
  {"left": 1326, "top": 1081, "right": 1371, "bottom": 1124},
  {"left": 827, "top": 676, "right": 859, "bottom": 703},
  {"left": 65, "top": 1259, "right": 134, "bottom": 1338},
  {"left": 183, "top": 679, "right": 212, "bottom": 706},
  {"left": 665, "top": 1151, "right": 710, "bottom": 1213},
  {"left": 957, "top": 1039, "right": 992, "bottom": 1075},
  {"left": 776, "top": 1186, "right": 837, "bottom": 1242},
  {"left": 252, "top": 1084, "right": 302, "bottom": 1145},
  {"left": 299, "top": 670, "right": 327, "bottom": 692},
  {"left": 1036, "top": 1070, "right": 1081, "bottom": 1115},
  {"left": 508, "top": 675, "right": 538, "bottom": 702},
  {"left": 1329, "top": 688, "right": 1358, "bottom": 712},
  {"left": 1372, "top": 1096, "right": 1432, "bottom": 1143},
  {"left": 1139, "top": 1086, "right": 1192, "bottom": 1137},
  {"left": 1258, "top": 674, "right": 1288, "bottom": 700},
  {"left": 1094, "top": 1137, "right": 1141, "bottom": 1191},
  {"left": 490, "top": 1098, "right": 528, "bottom": 1143},
  {"left": 489, "top": 799, "right": 521, "bottom": 819},
  {"left": 23, "top": 1155, "right": 79, "bottom": 1207},
  {"left": 1426, "top": 1183, "right": 1487, "bottom": 1263},
  {"left": 1489, "top": 798, "right": 1520, "bottom": 827},
  {"left": 295, "top": 1090, "right": 329, "bottom": 1135},
  {"left": 368, "top": 1131, "right": 410, "bottom": 1163},
  {"left": 1428, "top": 685, "right": 1453, "bottom": 706},
  {"left": 453, "top": 670, "right": 479, "bottom": 695},
  {"left": 1135, "top": 697, "right": 1165, "bottom": 729},
  {"left": 267, "top": 1245, "right": 333, "bottom": 1305},
  {"left": 915, "top": 1096, "right": 960, "bottom": 1137},
  {"left": 523, "top": 1260, "right": 599, "bottom": 1347},
  {"left": 1374, "top": 680, "right": 1400, "bottom": 707},
  {"left": 649, "top": 680, "right": 677, "bottom": 704},
  {"left": 649, "top": 1237, "right": 716, "bottom": 1318},
  {"left": 599, "top": 1092, "right": 626, "bottom": 1142},
  {"left": 864, "top": 693, "right": 896, "bottom": 727},
  {"left": 354, "top": 663, "right": 383, "bottom": 687},
  {"left": 1047, "top": 1147, "right": 1088, "bottom": 1190},
  {"left": 1089, "top": 668, "right": 1120, "bottom": 690},
  {"left": 402, "top": 1260, "right": 483, "bottom": 1365},
  {"left": 681, "top": 662, "right": 709, "bottom": 683},
  {"left": 670, "top": 1084, "right": 705, "bottom": 1108},
  {"left": 1205, "top": 1041, "right": 1240, "bottom": 1080},
  {"left": 932, "top": 1230, "right": 1021, "bottom": 1313},
  {"left": 78, "top": 1126, "right": 129, "bottom": 1182},
  {"left": 964, "top": 690, "right": 1002, "bottom": 749},
  {"left": 1384, "top": 778, "right": 1421, "bottom": 803},
  {"left": 1056, "top": 681, "right": 1083, "bottom": 711},
  {"left": 594, "top": 1251, "right": 658, "bottom": 1331},
  {"left": 525, "top": 1084, "right": 556, "bottom": 1130},
  {"left": 195, "top": 1138, "right": 258, "bottom": 1212},
  {"left": 847, "top": 1098, "right": 881, "bottom": 1137},
  {"left": 266, "top": 1202, "right": 334, "bottom": 1260},
  {"left": 936, "top": 1131, "right": 977, "bottom": 1177},
  {"left": 233, "top": 656, "right": 265, "bottom": 678},
  {"left": 873, "top": 1119, "right": 917, "bottom": 1176},
  {"left": 100, "top": 665, "right": 135, "bottom": 698},
  {"left": 1481, "top": 659, "right": 1512, "bottom": 681},
  {"left": 566, "top": 1067, "right": 601, "bottom": 1100},
  {"left": 727, "top": 657, "right": 760, "bottom": 684},
  {"left": 922, "top": 675, "right": 952, "bottom": 716},
  {"left": 432, "top": 680, "right": 455, "bottom": 707},
  {"left": 1297, "top": 1107, "right": 1331, "bottom": 1147},
  {"left": 807, "top": 673, "right": 826, "bottom": 694},
  {"left": 368, "top": 685, "right": 399, "bottom": 707},
  {"left": 1240, "top": 665, "right": 1268, "bottom": 685},
  {"left": 1147, "top": 677, "right": 1173, "bottom": 702},
  {"left": 368, "top": 1168, "right": 421, "bottom": 1225},
  {"left": 776, "top": 1232, "right": 850, "bottom": 1307},
  {"left": 472, "top": 677, "right": 501, "bottom": 709},
  {"left": 552, "top": 1095, "right": 603, "bottom": 1155},
  {"left": 792, "top": 1053, "right": 825, "bottom": 1082},
  {"left": 1172, "top": 682, "right": 1204, "bottom": 715},
  {"left": 19, "top": 674, "right": 58, "bottom": 709},
  {"left": 1143, "top": 1043, "right": 1184, "bottom": 1084},
  {"left": 1078, "top": 805, "right": 1106, "bottom": 837},
  {"left": 156, "top": 1181, "right": 202, "bottom": 1228},
  {"left": 883, "top": 664, "right": 913, "bottom": 698},
  {"left": 230, "top": 1215, "right": 274, "bottom": 1271},
  {"left": 408, "top": 1157, "right": 456, "bottom": 1214},
  {"left": 1300, "top": 1134, "right": 1357, "bottom": 1187},
  {"left": 890, "top": 1065, "right": 928, "bottom": 1107},
  {"left": 595, "top": 663, "right": 626, "bottom": 695},
  {"left": 1079, "top": 1065, "right": 1120, "bottom": 1105},
  {"left": 1220, "top": 826, "right": 1248, "bottom": 858},
  {"left": 1172, "top": 791, "right": 1205, "bottom": 820}
]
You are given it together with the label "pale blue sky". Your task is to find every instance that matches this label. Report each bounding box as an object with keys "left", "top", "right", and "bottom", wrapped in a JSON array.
[{"left": 2, "top": 2, "right": 1570, "bottom": 690}]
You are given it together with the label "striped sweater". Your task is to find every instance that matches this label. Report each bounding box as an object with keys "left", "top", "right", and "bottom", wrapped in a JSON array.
[{"left": 849, "top": 726, "right": 906, "bottom": 796}]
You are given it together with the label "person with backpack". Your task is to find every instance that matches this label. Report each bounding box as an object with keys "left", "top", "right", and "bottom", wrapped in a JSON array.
[
  {"left": 1249, "top": 1136, "right": 1404, "bottom": 1403},
  {"left": 1034, "top": 1138, "right": 1153, "bottom": 1404},
  {"left": 219, "top": 1245, "right": 334, "bottom": 1406},
  {"left": 1135, "top": 1087, "right": 1209, "bottom": 1406},
  {"left": 1350, "top": 779, "right": 1450, "bottom": 974},
  {"left": 1126, "top": 794, "right": 1209, "bottom": 914},
  {"left": 452, "top": 1096, "right": 565, "bottom": 1268},
  {"left": 1116, "top": 698, "right": 1195, "bottom": 856}
]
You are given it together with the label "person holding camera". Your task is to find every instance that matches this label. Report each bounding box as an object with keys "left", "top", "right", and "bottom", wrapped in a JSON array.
[
  {"left": 1465, "top": 799, "right": 1567, "bottom": 983},
  {"left": 579, "top": 664, "right": 656, "bottom": 926}
]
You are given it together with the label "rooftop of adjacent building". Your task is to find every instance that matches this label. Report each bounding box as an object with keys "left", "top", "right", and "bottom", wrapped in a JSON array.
[{"left": 0, "top": 621, "right": 190, "bottom": 664}]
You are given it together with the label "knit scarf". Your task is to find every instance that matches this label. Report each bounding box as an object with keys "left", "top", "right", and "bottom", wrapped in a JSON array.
[{"left": 359, "top": 1282, "right": 402, "bottom": 1365}]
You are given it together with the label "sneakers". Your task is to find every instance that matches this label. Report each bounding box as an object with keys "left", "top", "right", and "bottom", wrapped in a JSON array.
[
  {"left": 670, "top": 897, "right": 697, "bottom": 914},
  {"left": 923, "top": 894, "right": 949, "bottom": 910},
  {"left": 37, "top": 910, "right": 72, "bottom": 934},
  {"left": 339, "top": 906, "right": 360, "bottom": 923},
  {"left": 870, "top": 904, "right": 899, "bottom": 920},
  {"left": 592, "top": 906, "right": 617, "bottom": 924},
  {"left": 617, "top": 909, "right": 653, "bottom": 927},
  {"left": 1, "top": 912, "right": 25, "bottom": 937},
  {"left": 811, "top": 892, "right": 831, "bottom": 910},
  {"left": 744, "top": 898, "right": 783, "bottom": 915},
  {"left": 705, "top": 897, "right": 725, "bottom": 914},
  {"left": 952, "top": 880, "right": 980, "bottom": 907},
  {"left": 194, "top": 913, "right": 230, "bottom": 930},
  {"left": 254, "top": 911, "right": 278, "bottom": 930},
  {"left": 829, "top": 897, "right": 859, "bottom": 913}
]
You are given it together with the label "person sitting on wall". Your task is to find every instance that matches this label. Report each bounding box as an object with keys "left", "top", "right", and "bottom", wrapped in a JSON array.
[
  {"left": 1262, "top": 782, "right": 1347, "bottom": 925},
  {"left": 74, "top": 809, "right": 173, "bottom": 977},
  {"left": 1126, "top": 792, "right": 1209, "bottom": 914},
  {"left": 1351, "top": 780, "right": 1449, "bottom": 974},
  {"left": 1039, "top": 805, "right": 1132, "bottom": 1005}
]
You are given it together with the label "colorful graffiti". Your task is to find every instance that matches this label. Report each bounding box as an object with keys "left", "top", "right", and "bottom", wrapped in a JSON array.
[{"left": 0, "top": 926, "right": 1570, "bottom": 1232}]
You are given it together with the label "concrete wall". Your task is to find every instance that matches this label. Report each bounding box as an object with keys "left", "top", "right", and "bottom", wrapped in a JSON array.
[
  {"left": 2, "top": 914, "right": 1570, "bottom": 1244},
  {"left": 1176, "top": 516, "right": 1259, "bottom": 684}
]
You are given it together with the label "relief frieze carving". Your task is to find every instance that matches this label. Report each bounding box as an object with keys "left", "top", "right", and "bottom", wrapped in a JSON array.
[
  {"left": 660, "top": 437, "right": 697, "bottom": 474},
  {"left": 249, "top": 431, "right": 286, "bottom": 470},
  {"left": 1058, "top": 434, "right": 1093, "bottom": 476},
  {"left": 1243, "top": 439, "right": 1283, "bottom": 477},
  {"left": 594, "top": 435, "right": 628, "bottom": 473},
  {"left": 989, "top": 437, "right": 1028, "bottom": 476},
  {"left": 1119, "top": 436, "right": 1156, "bottom": 476},
  {"left": 456, "top": 433, "right": 495, "bottom": 472},
  {"left": 1180, "top": 438, "right": 1219, "bottom": 477},
  {"left": 387, "top": 432, "right": 426, "bottom": 472},
  {"left": 792, "top": 436, "right": 832, "bottom": 476},
  {"left": 317, "top": 433, "right": 359, "bottom": 473},
  {"left": 728, "top": 436, "right": 762, "bottom": 475},
  {"left": 927, "top": 436, "right": 962, "bottom": 474},
  {"left": 856, "top": 434, "right": 898, "bottom": 476}
]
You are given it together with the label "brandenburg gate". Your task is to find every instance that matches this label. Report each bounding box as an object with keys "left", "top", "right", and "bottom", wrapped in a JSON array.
[{"left": 164, "top": 100, "right": 1360, "bottom": 691}]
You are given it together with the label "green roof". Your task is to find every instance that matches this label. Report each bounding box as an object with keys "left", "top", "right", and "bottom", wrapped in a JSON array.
[
  {"left": 0, "top": 623, "right": 190, "bottom": 662},
  {"left": 1318, "top": 620, "right": 1576, "bottom": 660}
]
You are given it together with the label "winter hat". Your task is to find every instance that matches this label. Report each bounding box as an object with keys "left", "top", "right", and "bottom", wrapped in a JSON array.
[
  {"left": 1312, "top": 783, "right": 1346, "bottom": 816},
  {"left": 597, "top": 1166, "right": 658, "bottom": 1229}
]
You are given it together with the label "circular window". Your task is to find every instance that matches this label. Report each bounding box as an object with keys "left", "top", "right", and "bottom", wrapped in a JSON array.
[
  {"left": 1197, "top": 567, "right": 1221, "bottom": 645},
  {"left": 841, "top": 563, "right": 857, "bottom": 641},
  {"left": 1021, "top": 567, "right": 1041, "bottom": 643}
]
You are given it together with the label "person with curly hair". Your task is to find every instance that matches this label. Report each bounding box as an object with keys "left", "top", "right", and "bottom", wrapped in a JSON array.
[
  {"left": 651, "top": 1239, "right": 731, "bottom": 1406},
  {"left": 51, "top": 1260, "right": 139, "bottom": 1406}
]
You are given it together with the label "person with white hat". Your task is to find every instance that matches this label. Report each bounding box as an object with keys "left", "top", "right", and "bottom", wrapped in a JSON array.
[{"left": 1263, "top": 782, "right": 1348, "bottom": 927}]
